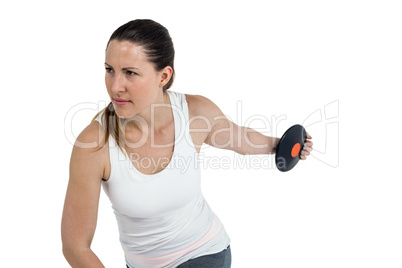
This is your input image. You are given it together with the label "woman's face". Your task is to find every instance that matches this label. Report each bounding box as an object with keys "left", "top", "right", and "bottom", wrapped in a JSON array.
[{"left": 104, "top": 40, "right": 167, "bottom": 119}]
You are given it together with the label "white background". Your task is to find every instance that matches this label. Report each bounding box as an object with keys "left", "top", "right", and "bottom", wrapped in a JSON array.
[{"left": 1, "top": 0, "right": 401, "bottom": 267}]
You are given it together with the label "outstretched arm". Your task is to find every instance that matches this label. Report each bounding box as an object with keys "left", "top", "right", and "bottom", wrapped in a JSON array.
[
  {"left": 188, "top": 94, "right": 279, "bottom": 155},
  {"left": 188, "top": 94, "right": 313, "bottom": 158}
]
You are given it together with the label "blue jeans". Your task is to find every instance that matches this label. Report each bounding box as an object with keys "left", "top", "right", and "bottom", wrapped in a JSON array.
[{"left": 126, "top": 245, "right": 231, "bottom": 268}]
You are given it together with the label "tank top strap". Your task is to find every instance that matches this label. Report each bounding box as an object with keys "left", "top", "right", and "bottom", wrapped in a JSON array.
[
  {"left": 167, "top": 91, "right": 190, "bottom": 122},
  {"left": 166, "top": 91, "right": 194, "bottom": 152}
]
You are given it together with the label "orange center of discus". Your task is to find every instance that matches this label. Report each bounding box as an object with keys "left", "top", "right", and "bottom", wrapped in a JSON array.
[{"left": 291, "top": 143, "right": 301, "bottom": 158}]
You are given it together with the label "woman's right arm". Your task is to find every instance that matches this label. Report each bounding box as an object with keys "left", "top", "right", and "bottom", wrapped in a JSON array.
[{"left": 61, "top": 121, "right": 108, "bottom": 267}]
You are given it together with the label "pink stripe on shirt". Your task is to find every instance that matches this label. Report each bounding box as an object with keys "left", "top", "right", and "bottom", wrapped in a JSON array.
[{"left": 129, "top": 215, "right": 224, "bottom": 267}]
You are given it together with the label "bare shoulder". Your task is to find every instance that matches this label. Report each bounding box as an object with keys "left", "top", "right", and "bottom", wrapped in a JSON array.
[
  {"left": 185, "top": 94, "right": 223, "bottom": 119},
  {"left": 71, "top": 120, "right": 109, "bottom": 181},
  {"left": 184, "top": 94, "right": 227, "bottom": 151},
  {"left": 75, "top": 120, "right": 107, "bottom": 149}
]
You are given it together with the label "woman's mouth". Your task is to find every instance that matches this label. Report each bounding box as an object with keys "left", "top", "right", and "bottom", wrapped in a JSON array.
[{"left": 113, "top": 98, "right": 131, "bottom": 106}]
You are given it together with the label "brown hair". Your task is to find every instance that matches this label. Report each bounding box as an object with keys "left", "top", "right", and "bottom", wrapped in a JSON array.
[{"left": 91, "top": 19, "right": 175, "bottom": 153}]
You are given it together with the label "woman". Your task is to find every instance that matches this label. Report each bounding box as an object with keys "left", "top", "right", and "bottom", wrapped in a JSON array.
[{"left": 61, "top": 19, "right": 313, "bottom": 268}]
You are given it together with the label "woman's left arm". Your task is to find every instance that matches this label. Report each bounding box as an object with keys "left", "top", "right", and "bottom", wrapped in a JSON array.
[{"left": 191, "top": 94, "right": 313, "bottom": 158}]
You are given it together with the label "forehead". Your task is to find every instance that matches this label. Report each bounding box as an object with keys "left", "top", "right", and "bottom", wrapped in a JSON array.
[{"left": 105, "top": 40, "right": 150, "bottom": 66}]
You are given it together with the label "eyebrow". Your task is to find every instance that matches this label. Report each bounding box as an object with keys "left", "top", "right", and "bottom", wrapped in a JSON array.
[{"left": 104, "top": 62, "right": 140, "bottom": 70}]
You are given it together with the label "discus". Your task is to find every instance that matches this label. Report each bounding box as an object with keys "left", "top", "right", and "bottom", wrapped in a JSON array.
[{"left": 275, "top": 124, "right": 307, "bottom": 172}]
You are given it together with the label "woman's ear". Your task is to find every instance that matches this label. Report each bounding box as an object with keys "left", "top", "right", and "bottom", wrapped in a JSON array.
[{"left": 159, "top": 66, "right": 173, "bottom": 88}]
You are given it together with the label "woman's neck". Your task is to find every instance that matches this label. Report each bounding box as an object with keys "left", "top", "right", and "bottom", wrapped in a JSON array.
[{"left": 123, "top": 91, "right": 172, "bottom": 134}]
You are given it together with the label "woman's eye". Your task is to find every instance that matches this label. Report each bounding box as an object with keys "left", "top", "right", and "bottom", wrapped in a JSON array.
[
  {"left": 105, "top": 68, "right": 114, "bottom": 73},
  {"left": 126, "top": 70, "right": 137, "bottom": 76}
]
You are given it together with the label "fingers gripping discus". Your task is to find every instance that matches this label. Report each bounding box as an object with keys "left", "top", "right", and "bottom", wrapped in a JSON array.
[{"left": 275, "top": 124, "right": 307, "bottom": 172}]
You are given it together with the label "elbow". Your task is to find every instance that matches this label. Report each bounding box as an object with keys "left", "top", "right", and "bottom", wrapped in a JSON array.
[
  {"left": 62, "top": 242, "right": 76, "bottom": 263},
  {"left": 61, "top": 238, "right": 85, "bottom": 263},
  {"left": 62, "top": 242, "right": 91, "bottom": 266},
  {"left": 61, "top": 229, "right": 74, "bottom": 261},
  {"left": 62, "top": 244, "right": 73, "bottom": 265}
]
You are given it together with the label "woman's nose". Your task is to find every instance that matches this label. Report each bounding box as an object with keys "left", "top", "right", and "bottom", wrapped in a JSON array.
[{"left": 110, "top": 74, "right": 125, "bottom": 94}]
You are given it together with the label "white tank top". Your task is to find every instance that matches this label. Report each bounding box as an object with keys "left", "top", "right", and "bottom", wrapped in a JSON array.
[{"left": 94, "top": 91, "right": 230, "bottom": 268}]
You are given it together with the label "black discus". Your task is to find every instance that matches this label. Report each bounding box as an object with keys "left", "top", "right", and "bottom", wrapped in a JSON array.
[{"left": 275, "top": 124, "right": 307, "bottom": 172}]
